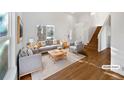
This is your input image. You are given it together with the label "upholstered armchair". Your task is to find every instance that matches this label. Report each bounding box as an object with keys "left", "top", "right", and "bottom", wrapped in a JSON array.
[{"left": 69, "top": 41, "right": 84, "bottom": 54}]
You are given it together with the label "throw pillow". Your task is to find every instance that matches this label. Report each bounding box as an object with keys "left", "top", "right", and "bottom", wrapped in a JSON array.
[
  {"left": 46, "top": 40, "right": 53, "bottom": 45},
  {"left": 41, "top": 41, "right": 46, "bottom": 46},
  {"left": 70, "top": 42, "right": 74, "bottom": 46},
  {"left": 53, "top": 39, "right": 57, "bottom": 45},
  {"left": 57, "top": 40, "right": 60, "bottom": 44},
  {"left": 37, "top": 41, "right": 42, "bottom": 48},
  {"left": 19, "top": 47, "right": 29, "bottom": 57},
  {"left": 27, "top": 48, "right": 33, "bottom": 56},
  {"left": 75, "top": 41, "right": 82, "bottom": 46}
]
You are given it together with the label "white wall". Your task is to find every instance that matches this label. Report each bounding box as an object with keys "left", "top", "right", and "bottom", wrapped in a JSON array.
[
  {"left": 22, "top": 12, "right": 96, "bottom": 45},
  {"left": 72, "top": 13, "right": 96, "bottom": 45},
  {"left": 92, "top": 12, "right": 111, "bottom": 52},
  {"left": 20, "top": 12, "right": 110, "bottom": 50},
  {"left": 98, "top": 15, "right": 111, "bottom": 52},
  {"left": 23, "top": 12, "right": 75, "bottom": 44},
  {"left": 111, "top": 13, "right": 124, "bottom": 75},
  {"left": 94, "top": 12, "right": 109, "bottom": 26}
]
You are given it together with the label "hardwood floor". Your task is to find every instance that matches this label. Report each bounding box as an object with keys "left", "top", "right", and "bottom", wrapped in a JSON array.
[
  {"left": 20, "top": 26, "right": 124, "bottom": 80},
  {"left": 84, "top": 26, "right": 102, "bottom": 51},
  {"left": 45, "top": 26, "right": 123, "bottom": 80},
  {"left": 83, "top": 26, "right": 110, "bottom": 67},
  {"left": 20, "top": 74, "right": 32, "bottom": 80},
  {"left": 45, "top": 48, "right": 124, "bottom": 80}
]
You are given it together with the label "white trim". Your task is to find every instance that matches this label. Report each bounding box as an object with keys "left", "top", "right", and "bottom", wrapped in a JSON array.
[
  {"left": 9, "top": 12, "right": 16, "bottom": 68},
  {"left": 3, "top": 12, "right": 17, "bottom": 80},
  {"left": 8, "top": 12, "right": 12, "bottom": 69},
  {"left": 98, "top": 15, "right": 111, "bottom": 52},
  {"left": 0, "top": 13, "right": 12, "bottom": 79},
  {"left": 0, "top": 36, "right": 10, "bottom": 42},
  {"left": 4, "top": 67, "right": 17, "bottom": 80}
]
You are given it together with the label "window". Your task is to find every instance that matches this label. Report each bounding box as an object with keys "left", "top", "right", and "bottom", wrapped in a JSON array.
[
  {"left": 0, "top": 12, "right": 10, "bottom": 80},
  {"left": 0, "top": 13, "right": 8, "bottom": 37},
  {"left": 46, "top": 25, "right": 55, "bottom": 40}
]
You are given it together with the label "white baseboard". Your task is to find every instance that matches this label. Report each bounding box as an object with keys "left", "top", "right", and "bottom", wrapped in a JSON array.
[{"left": 4, "top": 67, "right": 17, "bottom": 80}]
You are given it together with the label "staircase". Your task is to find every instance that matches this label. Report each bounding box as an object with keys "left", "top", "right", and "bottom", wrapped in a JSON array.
[{"left": 84, "top": 26, "right": 102, "bottom": 51}]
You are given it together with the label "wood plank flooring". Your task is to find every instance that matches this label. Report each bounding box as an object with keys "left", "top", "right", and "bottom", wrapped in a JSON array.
[
  {"left": 45, "top": 26, "right": 124, "bottom": 80},
  {"left": 20, "top": 49, "right": 124, "bottom": 80},
  {"left": 20, "top": 26, "right": 124, "bottom": 80},
  {"left": 20, "top": 74, "right": 32, "bottom": 80},
  {"left": 45, "top": 48, "right": 124, "bottom": 80}
]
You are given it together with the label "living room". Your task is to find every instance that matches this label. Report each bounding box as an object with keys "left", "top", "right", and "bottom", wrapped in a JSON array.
[
  {"left": 18, "top": 12, "right": 97, "bottom": 79},
  {"left": 1, "top": 1, "right": 124, "bottom": 93},
  {"left": 1, "top": 12, "right": 113, "bottom": 80},
  {"left": 17, "top": 12, "right": 111, "bottom": 80}
]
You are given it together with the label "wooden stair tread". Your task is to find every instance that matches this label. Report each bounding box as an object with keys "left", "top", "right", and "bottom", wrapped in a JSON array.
[{"left": 84, "top": 26, "right": 102, "bottom": 52}]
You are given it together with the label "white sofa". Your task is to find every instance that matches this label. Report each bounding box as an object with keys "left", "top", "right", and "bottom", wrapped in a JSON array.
[{"left": 19, "top": 53, "right": 43, "bottom": 77}]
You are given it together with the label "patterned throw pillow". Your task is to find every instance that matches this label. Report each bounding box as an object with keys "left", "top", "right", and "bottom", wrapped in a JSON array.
[
  {"left": 27, "top": 48, "right": 33, "bottom": 56},
  {"left": 41, "top": 41, "right": 46, "bottom": 46},
  {"left": 46, "top": 40, "right": 53, "bottom": 45},
  {"left": 37, "top": 41, "right": 42, "bottom": 48},
  {"left": 19, "top": 47, "right": 28, "bottom": 57},
  {"left": 53, "top": 39, "right": 57, "bottom": 45},
  {"left": 57, "top": 40, "right": 60, "bottom": 44},
  {"left": 19, "top": 47, "right": 33, "bottom": 57}
]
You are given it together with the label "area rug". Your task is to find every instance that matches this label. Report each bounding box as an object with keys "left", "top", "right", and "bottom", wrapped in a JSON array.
[{"left": 31, "top": 51, "right": 85, "bottom": 80}]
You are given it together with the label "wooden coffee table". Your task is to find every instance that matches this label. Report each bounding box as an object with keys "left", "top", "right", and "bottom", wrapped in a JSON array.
[{"left": 48, "top": 49, "right": 67, "bottom": 63}]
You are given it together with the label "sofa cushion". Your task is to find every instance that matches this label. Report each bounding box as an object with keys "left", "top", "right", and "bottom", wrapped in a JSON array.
[
  {"left": 32, "top": 41, "right": 61, "bottom": 53},
  {"left": 46, "top": 40, "right": 53, "bottom": 45},
  {"left": 39, "top": 45, "right": 57, "bottom": 51}
]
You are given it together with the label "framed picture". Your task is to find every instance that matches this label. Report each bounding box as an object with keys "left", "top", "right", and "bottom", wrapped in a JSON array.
[{"left": 17, "top": 16, "right": 23, "bottom": 43}]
